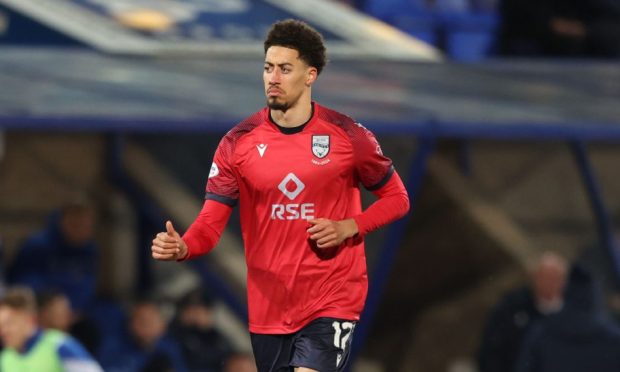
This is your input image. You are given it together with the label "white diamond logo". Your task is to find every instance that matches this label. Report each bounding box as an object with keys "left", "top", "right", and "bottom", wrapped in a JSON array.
[{"left": 278, "top": 173, "right": 305, "bottom": 200}]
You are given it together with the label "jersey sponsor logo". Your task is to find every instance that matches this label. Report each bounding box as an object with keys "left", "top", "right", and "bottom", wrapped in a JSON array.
[
  {"left": 277, "top": 173, "right": 305, "bottom": 200},
  {"left": 271, "top": 203, "right": 315, "bottom": 220},
  {"left": 208, "top": 162, "right": 219, "bottom": 178},
  {"left": 272, "top": 173, "right": 315, "bottom": 220},
  {"left": 312, "top": 135, "right": 330, "bottom": 159},
  {"left": 256, "top": 143, "right": 267, "bottom": 157}
]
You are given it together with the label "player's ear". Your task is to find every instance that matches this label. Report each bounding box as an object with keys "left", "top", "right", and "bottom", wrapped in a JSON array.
[{"left": 306, "top": 67, "right": 318, "bottom": 86}]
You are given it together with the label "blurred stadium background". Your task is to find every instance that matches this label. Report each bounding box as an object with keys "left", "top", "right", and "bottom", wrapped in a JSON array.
[{"left": 0, "top": 0, "right": 619, "bottom": 371}]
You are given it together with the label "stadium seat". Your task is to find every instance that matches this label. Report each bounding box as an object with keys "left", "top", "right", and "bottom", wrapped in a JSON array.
[
  {"left": 388, "top": 13, "right": 438, "bottom": 45},
  {"left": 442, "top": 12, "right": 499, "bottom": 61},
  {"left": 363, "top": 0, "right": 427, "bottom": 21}
]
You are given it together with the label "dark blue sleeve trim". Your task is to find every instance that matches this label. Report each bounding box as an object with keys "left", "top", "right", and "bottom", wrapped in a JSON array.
[
  {"left": 205, "top": 192, "right": 237, "bottom": 207},
  {"left": 365, "top": 166, "right": 394, "bottom": 191}
]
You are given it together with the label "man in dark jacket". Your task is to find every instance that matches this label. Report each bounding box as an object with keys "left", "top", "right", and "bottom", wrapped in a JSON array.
[
  {"left": 7, "top": 200, "right": 98, "bottom": 312},
  {"left": 171, "top": 288, "right": 233, "bottom": 372},
  {"left": 516, "top": 265, "right": 620, "bottom": 372},
  {"left": 478, "top": 252, "right": 568, "bottom": 372}
]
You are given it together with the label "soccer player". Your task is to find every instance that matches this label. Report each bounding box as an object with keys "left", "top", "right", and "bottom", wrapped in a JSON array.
[{"left": 151, "top": 19, "right": 410, "bottom": 372}]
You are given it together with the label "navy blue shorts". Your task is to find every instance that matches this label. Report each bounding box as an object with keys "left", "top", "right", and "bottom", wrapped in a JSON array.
[{"left": 250, "top": 317, "right": 356, "bottom": 372}]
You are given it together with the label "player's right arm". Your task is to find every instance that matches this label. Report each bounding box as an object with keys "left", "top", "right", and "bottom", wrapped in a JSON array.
[
  {"left": 152, "top": 132, "right": 239, "bottom": 261},
  {"left": 151, "top": 220, "right": 187, "bottom": 261},
  {"left": 151, "top": 200, "right": 233, "bottom": 261}
]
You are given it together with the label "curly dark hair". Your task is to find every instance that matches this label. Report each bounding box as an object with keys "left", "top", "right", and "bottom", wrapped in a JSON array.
[{"left": 264, "top": 19, "right": 327, "bottom": 75}]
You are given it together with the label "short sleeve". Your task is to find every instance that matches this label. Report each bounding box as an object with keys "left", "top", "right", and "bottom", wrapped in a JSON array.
[
  {"left": 352, "top": 123, "right": 394, "bottom": 190},
  {"left": 205, "top": 135, "right": 239, "bottom": 206}
]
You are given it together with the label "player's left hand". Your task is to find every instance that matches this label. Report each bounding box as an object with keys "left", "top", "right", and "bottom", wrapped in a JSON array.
[{"left": 307, "top": 218, "right": 359, "bottom": 249}]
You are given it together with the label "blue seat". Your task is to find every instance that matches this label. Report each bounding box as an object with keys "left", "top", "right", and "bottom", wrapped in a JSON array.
[
  {"left": 364, "top": 0, "right": 427, "bottom": 21},
  {"left": 388, "top": 13, "right": 439, "bottom": 45},
  {"left": 442, "top": 12, "right": 499, "bottom": 61}
]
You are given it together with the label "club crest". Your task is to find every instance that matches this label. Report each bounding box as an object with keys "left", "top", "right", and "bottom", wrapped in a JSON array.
[{"left": 311, "top": 135, "right": 330, "bottom": 159}]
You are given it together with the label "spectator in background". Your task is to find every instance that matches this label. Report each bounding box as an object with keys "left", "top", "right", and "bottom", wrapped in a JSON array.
[
  {"left": 7, "top": 199, "right": 98, "bottom": 313},
  {"left": 0, "top": 286, "right": 102, "bottom": 372},
  {"left": 38, "top": 290, "right": 101, "bottom": 356},
  {"left": 100, "top": 298, "right": 187, "bottom": 372},
  {"left": 478, "top": 252, "right": 568, "bottom": 372},
  {"left": 516, "top": 265, "right": 620, "bottom": 372},
  {"left": 498, "top": 0, "right": 620, "bottom": 57},
  {"left": 171, "top": 288, "right": 233, "bottom": 372},
  {"left": 224, "top": 352, "right": 257, "bottom": 372}
]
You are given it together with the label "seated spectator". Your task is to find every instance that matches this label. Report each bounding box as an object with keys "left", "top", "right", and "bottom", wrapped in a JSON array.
[
  {"left": 7, "top": 199, "right": 98, "bottom": 312},
  {"left": 498, "top": 0, "right": 620, "bottom": 57},
  {"left": 478, "top": 252, "right": 568, "bottom": 372},
  {"left": 171, "top": 288, "right": 233, "bottom": 372},
  {"left": 0, "top": 286, "right": 103, "bottom": 372},
  {"left": 224, "top": 352, "right": 257, "bottom": 372},
  {"left": 37, "top": 290, "right": 101, "bottom": 356},
  {"left": 38, "top": 290, "right": 73, "bottom": 332},
  {"left": 516, "top": 265, "right": 620, "bottom": 372},
  {"left": 100, "top": 298, "right": 187, "bottom": 372}
]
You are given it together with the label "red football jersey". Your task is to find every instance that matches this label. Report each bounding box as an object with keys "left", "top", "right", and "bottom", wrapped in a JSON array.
[{"left": 206, "top": 103, "right": 393, "bottom": 334}]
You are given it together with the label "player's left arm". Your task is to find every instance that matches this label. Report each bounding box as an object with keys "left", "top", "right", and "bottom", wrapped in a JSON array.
[
  {"left": 307, "top": 171, "right": 409, "bottom": 248},
  {"left": 352, "top": 169, "right": 409, "bottom": 236},
  {"left": 307, "top": 123, "right": 410, "bottom": 248}
]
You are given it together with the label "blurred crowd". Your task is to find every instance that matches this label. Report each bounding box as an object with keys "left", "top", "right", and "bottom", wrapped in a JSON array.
[
  {"left": 339, "top": 0, "right": 620, "bottom": 60},
  {"left": 3, "top": 202, "right": 620, "bottom": 372},
  {"left": 0, "top": 201, "right": 255, "bottom": 372}
]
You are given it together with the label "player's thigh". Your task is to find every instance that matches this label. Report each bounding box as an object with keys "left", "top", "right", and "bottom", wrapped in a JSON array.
[
  {"left": 291, "top": 318, "right": 356, "bottom": 372},
  {"left": 250, "top": 332, "right": 295, "bottom": 372}
]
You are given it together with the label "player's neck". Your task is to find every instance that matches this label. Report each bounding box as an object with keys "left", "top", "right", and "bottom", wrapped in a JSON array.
[{"left": 270, "top": 99, "right": 313, "bottom": 128}]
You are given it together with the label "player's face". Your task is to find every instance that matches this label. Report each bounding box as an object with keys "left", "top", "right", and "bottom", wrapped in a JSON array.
[{"left": 264, "top": 46, "right": 316, "bottom": 112}]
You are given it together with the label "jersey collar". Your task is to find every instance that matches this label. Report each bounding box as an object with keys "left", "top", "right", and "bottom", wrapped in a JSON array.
[{"left": 267, "top": 102, "right": 317, "bottom": 135}]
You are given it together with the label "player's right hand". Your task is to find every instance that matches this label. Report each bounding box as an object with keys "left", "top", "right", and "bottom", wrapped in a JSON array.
[{"left": 151, "top": 221, "right": 188, "bottom": 261}]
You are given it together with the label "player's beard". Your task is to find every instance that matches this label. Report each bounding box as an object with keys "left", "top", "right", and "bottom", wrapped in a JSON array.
[{"left": 267, "top": 97, "right": 290, "bottom": 112}]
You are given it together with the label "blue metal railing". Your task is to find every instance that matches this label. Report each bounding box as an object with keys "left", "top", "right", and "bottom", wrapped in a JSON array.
[
  {"left": 571, "top": 141, "right": 620, "bottom": 289},
  {"left": 349, "top": 137, "right": 437, "bottom": 368}
]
